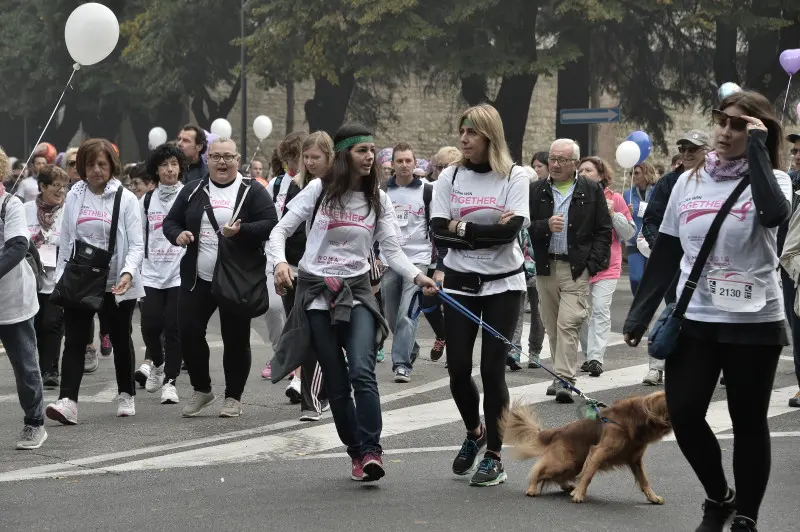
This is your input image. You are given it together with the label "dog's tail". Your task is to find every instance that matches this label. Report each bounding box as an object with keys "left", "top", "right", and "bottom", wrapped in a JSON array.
[{"left": 501, "top": 400, "right": 552, "bottom": 460}]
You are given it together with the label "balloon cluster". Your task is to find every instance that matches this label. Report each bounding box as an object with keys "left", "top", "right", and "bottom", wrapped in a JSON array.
[{"left": 615, "top": 131, "right": 652, "bottom": 169}]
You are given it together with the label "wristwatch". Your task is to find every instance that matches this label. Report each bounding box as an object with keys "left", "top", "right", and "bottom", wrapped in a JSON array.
[{"left": 456, "top": 221, "right": 467, "bottom": 237}]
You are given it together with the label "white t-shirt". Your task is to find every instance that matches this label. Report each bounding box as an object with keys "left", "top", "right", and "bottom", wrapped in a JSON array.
[
  {"left": 431, "top": 165, "right": 530, "bottom": 296},
  {"left": 0, "top": 193, "right": 39, "bottom": 324},
  {"left": 14, "top": 177, "right": 39, "bottom": 203},
  {"left": 198, "top": 175, "right": 241, "bottom": 282},
  {"left": 660, "top": 168, "right": 792, "bottom": 323},
  {"left": 76, "top": 190, "right": 119, "bottom": 289},
  {"left": 387, "top": 181, "right": 433, "bottom": 265},
  {"left": 269, "top": 174, "right": 293, "bottom": 220},
  {"left": 141, "top": 189, "right": 184, "bottom": 289},
  {"left": 24, "top": 201, "right": 63, "bottom": 294},
  {"left": 269, "top": 178, "right": 421, "bottom": 310}
]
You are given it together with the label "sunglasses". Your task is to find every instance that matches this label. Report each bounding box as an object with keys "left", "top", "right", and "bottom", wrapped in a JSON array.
[
  {"left": 678, "top": 145, "right": 700, "bottom": 155},
  {"left": 712, "top": 109, "right": 748, "bottom": 132},
  {"left": 792, "top": 148, "right": 799, "bottom": 155}
]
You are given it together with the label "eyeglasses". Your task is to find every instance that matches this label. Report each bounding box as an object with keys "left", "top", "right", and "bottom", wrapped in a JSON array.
[
  {"left": 678, "top": 145, "right": 700, "bottom": 155},
  {"left": 209, "top": 154, "right": 237, "bottom": 163},
  {"left": 712, "top": 109, "right": 748, "bottom": 132},
  {"left": 130, "top": 179, "right": 146, "bottom": 188},
  {"left": 47, "top": 183, "right": 68, "bottom": 191},
  {"left": 547, "top": 156, "right": 577, "bottom": 166}
]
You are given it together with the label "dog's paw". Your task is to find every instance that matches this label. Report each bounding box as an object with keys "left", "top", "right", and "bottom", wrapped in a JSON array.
[
  {"left": 647, "top": 494, "right": 665, "bottom": 505},
  {"left": 525, "top": 487, "right": 540, "bottom": 497},
  {"left": 570, "top": 490, "right": 586, "bottom": 503}
]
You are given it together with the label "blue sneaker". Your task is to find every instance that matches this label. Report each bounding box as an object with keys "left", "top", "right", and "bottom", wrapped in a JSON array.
[
  {"left": 376, "top": 349, "right": 384, "bottom": 363},
  {"left": 470, "top": 456, "right": 507, "bottom": 487},
  {"left": 452, "top": 425, "right": 486, "bottom": 475}
]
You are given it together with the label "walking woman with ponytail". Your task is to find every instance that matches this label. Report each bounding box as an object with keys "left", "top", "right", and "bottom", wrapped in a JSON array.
[
  {"left": 431, "top": 104, "right": 530, "bottom": 487},
  {"left": 270, "top": 124, "right": 437, "bottom": 482},
  {"left": 624, "top": 90, "right": 791, "bottom": 532}
]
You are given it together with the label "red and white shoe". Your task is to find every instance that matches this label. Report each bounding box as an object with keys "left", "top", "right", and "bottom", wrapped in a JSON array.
[{"left": 46, "top": 398, "right": 78, "bottom": 425}]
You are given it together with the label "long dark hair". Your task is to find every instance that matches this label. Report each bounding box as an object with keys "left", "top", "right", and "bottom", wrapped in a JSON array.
[
  {"left": 322, "top": 124, "right": 381, "bottom": 220},
  {"left": 718, "top": 90, "right": 784, "bottom": 170}
]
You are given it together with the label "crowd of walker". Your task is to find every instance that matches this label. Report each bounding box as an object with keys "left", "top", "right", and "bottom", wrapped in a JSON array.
[{"left": 2, "top": 92, "right": 800, "bottom": 531}]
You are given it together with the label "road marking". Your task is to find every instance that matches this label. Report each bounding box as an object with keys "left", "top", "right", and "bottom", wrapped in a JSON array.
[
  {"left": 0, "top": 383, "right": 117, "bottom": 404},
  {"left": 780, "top": 355, "right": 794, "bottom": 362}
]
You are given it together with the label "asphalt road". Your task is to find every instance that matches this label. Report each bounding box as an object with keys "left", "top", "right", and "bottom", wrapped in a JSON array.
[{"left": 0, "top": 273, "right": 798, "bottom": 531}]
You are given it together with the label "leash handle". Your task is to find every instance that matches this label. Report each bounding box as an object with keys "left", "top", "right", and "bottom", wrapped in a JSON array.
[{"left": 407, "top": 289, "right": 441, "bottom": 320}]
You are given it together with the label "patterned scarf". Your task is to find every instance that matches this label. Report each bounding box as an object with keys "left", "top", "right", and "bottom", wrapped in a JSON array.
[
  {"left": 33, "top": 195, "right": 62, "bottom": 247},
  {"left": 704, "top": 151, "right": 749, "bottom": 182},
  {"left": 157, "top": 183, "right": 181, "bottom": 205}
]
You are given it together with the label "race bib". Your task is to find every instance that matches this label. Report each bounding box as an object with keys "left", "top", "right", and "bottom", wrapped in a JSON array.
[
  {"left": 394, "top": 205, "right": 410, "bottom": 227},
  {"left": 706, "top": 270, "right": 766, "bottom": 312},
  {"left": 39, "top": 243, "right": 58, "bottom": 268}
]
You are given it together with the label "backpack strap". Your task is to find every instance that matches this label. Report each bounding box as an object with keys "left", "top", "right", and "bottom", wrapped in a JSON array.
[
  {"left": 272, "top": 174, "right": 284, "bottom": 202},
  {"left": 143, "top": 190, "right": 154, "bottom": 259},
  {"left": 423, "top": 183, "right": 433, "bottom": 238},
  {"left": 310, "top": 190, "right": 325, "bottom": 227},
  {"left": 451, "top": 166, "right": 459, "bottom": 184},
  {"left": 106, "top": 188, "right": 124, "bottom": 256},
  {"left": 0, "top": 194, "right": 10, "bottom": 221}
]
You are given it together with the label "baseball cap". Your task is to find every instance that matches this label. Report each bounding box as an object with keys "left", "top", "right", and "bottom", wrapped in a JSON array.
[
  {"left": 787, "top": 133, "right": 800, "bottom": 143},
  {"left": 677, "top": 130, "right": 711, "bottom": 147}
]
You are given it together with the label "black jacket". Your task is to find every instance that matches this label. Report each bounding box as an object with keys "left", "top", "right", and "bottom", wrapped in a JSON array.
[
  {"left": 163, "top": 176, "right": 278, "bottom": 290},
  {"left": 271, "top": 175, "right": 308, "bottom": 266},
  {"left": 641, "top": 165, "right": 684, "bottom": 248},
  {"left": 528, "top": 175, "right": 612, "bottom": 279},
  {"left": 183, "top": 159, "right": 208, "bottom": 184}
]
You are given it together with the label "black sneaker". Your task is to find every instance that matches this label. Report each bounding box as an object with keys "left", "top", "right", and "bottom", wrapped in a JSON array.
[
  {"left": 587, "top": 360, "right": 604, "bottom": 377},
  {"left": 555, "top": 381, "right": 575, "bottom": 404},
  {"left": 506, "top": 356, "right": 522, "bottom": 372},
  {"left": 470, "top": 455, "right": 507, "bottom": 486},
  {"left": 789, "top": 391, "right": 800, "bottom": 407},
  {"left": 42, "top": 373, "right": 60, "bottom": 389},
  {"left": 452, "top": 426, "right": 487, "bottom": 475},
  {"left": 430, "top": 338, "right": 445, "bottom": 361},
  {"left": 546, "top": 378, "right": 559, "bottom": 396},
  {"left": 730, "top": 516, "right": 757, "bottom": 531},
  {"left": 695, "top": 489, "right": 736, "bottom": 532},
  {"left": 580, "top": 361, "right": 590, "bottom": 372}
]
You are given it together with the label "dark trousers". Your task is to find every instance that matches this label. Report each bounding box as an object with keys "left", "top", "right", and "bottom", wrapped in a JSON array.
[
  {"left": 34, "top": 292, "right": 64, "bottom": 375},
  {"left": 308, "top": 306, "right": 381, "bottom": 458},
  {"left": 88, "top": 308, "right": 111, "bottom": 344},
  {"left": 282, "top": 283, "right": 327, "bottom": 412},
  {"left": 665, "top": 331, "right": 780, "bottom": 521},
  {"left": 444, "top": 290, "right": 522, "bottom": 453},
  {"left": 141, "top": 286, "right": 182, "bottom": 382},
  {"left": 420, "top": 267, "right": 446, "bottom": 340},
  {"left": 60, "top": 293, "right": 136, "bottom": 401},
  {"left": 178, "top": 279, "right": 251, "bottom": 401},
  {"left": 780, "top": 268, "right": 800, "bottom": 385}
]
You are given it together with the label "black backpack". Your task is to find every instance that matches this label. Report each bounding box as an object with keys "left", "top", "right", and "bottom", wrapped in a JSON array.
[{"left": 1, "top": 195, "right": 45, "bottom": 291}]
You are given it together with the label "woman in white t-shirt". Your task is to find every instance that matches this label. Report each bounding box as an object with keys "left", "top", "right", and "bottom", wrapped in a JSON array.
[
  {"left": 430, "top": 104, "right": 530, "bottom": 488},
  {"left": 271, "top": 124, "right": 437, "bottom": 483},
  {"left": 137, "top": 144, "right": 186, "bottom": 405},
  {"left": 25, "top": 165, "right": 68, "bottom": 390},
  {"left": 624, "top": 91, "right": 792, "bottom": 532},
  {"left": 46, "top": 139, "right": 145, "bottom": 425}
]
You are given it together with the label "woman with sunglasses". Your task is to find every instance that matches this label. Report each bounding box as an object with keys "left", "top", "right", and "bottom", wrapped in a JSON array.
[
  {"left": 576, "top": 157, "right": 635, "bottom": 377},
  {"left": 624, "top": 90, "right": 792, "bottom": 532}
]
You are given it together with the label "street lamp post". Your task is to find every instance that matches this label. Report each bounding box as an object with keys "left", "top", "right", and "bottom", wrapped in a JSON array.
[{"left": 240, "top": 0, "right": 248, "bottom": 163}]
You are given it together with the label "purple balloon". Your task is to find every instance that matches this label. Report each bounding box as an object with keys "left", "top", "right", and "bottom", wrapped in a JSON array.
[{"left": 780, "top": 49, "right": 800, "bottom": 76}]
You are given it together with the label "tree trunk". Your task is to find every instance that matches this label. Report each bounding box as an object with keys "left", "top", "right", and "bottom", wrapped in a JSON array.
[
  {"left": 0, "top": 113, "right": 28, "bottom": 157},
  {"left": 714, "top": 19, "right": 740, "bottom": 87},
  {"left": 303, "top": 72, "right": 356, "bottom": 135},
  {"left": 130, "top": 95, "right": 185, "bottom": 159},
  {"left": 286, "top": 80, "right": 295, "bottom": 133},
  {"left": 555, "top": 28, "right": 591, "bottom": 155},
  {"left": 460, "top": 75, "right": 488, "bottom": 106},
  {"left": 191, "top": 78, "right": 243, "bottom": 131},
  {"left": 79, "top": 106, "right": 124, "bottom": 144},
  {"left": 744, "top": 3, "right": 782, "bottom": 99},
  {"left": 495, "top": 75, "right": 538, "bottom": 163},
  {"left": 51, "top": 105, "right": 82, "bottom": 151}
]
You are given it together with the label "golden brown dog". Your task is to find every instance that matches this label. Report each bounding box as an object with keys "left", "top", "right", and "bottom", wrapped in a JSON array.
[{"left": 501, "top": 391, "right": 671, "bottom": 504}]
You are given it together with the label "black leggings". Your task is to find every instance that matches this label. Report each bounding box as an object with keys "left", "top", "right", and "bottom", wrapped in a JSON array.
[
  {"left": 666, "top": 331, "right": 780, "bottom": 521},
  {"left": 34, "top": 293, "right": 64, "bottom": 374},
  {"left": 141, "top": 286, "right": 182, "bottom": 382},
  {"left": 444, "top": 290, "right": 522, "bottom": 453},
  {"left": 421, "top": 267, "right": 446, "bottom": 340}
]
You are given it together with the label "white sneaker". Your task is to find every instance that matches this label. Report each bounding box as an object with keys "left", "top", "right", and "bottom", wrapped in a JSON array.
[
  {"left": 161, "top": 380, "right": 179, "bottom": 404},
  {"left": 145, "top": 364, "right": 165, "bottom": 393},
  {"left": 642, "top": 369, "right": 663, "bottom": 386},
  {"left": 116, "top": 393, "right": 136, "bottom": 417},
  {"left": 46, "top": 398, "right": 78, "bottom": 425},
  {"left": 134, "top": 363, "right": 151, "bottom": 388},
  {"left": 285, "top": 376, "right": 301, "bottom": 404}
]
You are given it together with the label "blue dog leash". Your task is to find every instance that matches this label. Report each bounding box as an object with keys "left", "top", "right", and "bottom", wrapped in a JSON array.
[{"left": 409, "top": 287, "right": 614, "bottom": 424}]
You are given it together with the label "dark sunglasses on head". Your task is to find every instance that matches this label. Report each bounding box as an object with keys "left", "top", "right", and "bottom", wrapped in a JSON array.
[
  {"left": 678, "top": 145, "right": 700, "bottom": 155},
  {"left": 712, "top": 109, "right": 748, "bottom": 132}
]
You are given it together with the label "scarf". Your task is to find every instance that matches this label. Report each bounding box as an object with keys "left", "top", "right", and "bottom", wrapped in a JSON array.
[
  {"left": 33, "top": 196, "right": 62, "bottom": 247},
  {"left": 704, "top": 151, "right": 749, "bottom": 182},
  {"left": 157, "top": 183, "right": 181, "bottom": 205}
]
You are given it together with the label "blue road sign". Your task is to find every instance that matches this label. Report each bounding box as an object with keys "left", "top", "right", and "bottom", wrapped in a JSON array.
[{"left": 559, "top": 108, "right": 621, "bottom": 125}]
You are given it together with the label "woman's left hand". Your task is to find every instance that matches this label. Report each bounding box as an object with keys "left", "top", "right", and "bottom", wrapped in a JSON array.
[
  {"left": 222, "top": 219, "right": 241, "bottom": 238},
  {"left": 741, "top": 115, "right": 768, "bottom": 133},
  {"left": 112, "top": 273, "right": 132, "bottom": 296},
  {"left": 415, "top": 272, "right": 439, "bottom": 296},
  {"left": 498, "top": 211, "right": 515, "bottom": 224}
]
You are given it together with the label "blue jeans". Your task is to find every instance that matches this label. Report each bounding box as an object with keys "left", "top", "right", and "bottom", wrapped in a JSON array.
[
  {"left": 0, "top": 318, "right": 44, "bottom": 426},
  {"left": 781, "top": 268, "right": 800, "bottom": 385},
  {"left": 627, "top": 247, "right": 647, "bottom": 295},
  {"left": 308, "top": 306, "right": 382, "bottom": 458},
  {"left": 382, "top": 266, "right": 423, "bottom": 371}
]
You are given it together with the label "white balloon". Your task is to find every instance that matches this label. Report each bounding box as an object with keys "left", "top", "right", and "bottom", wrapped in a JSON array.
[
  {"left": 210, "top": 118, "right": 232, "bottom": 138},
  {"left": 616, "top": 141, "right": 641, "bottom": 169},
  {"left": 253, "top": 115, "right": 273, "bottom": 140},
  {"left": 148, "top": 127, "right": 168, "bottom": 149},
  {"left": 64, "top": 3, "right": 120, "bottom": 66}
]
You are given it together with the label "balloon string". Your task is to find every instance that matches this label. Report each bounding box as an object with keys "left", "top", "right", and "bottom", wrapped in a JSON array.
[
  {"left": 247, "top": 142, "right": 262, "bottom": 171},
  {"left": 781, "top": 74, "right": 793, "bottom": 124},
  {"left": 10, "top": 67, "right": 79, "bottom": 194}
]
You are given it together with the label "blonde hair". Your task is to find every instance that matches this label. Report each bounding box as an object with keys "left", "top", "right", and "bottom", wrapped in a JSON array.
[
  {"left": 0, "top": 146, "right": 9, "bottom": 181},
  {"left": 295, "top": 131, "right": 334, "bottom": 189},
  {"left": 455, "top": 104, "right": 514, "bottom": 176},
  {"left": 62, "top": 147, "right": 79, "bottom": 168},
  {"left": 634, "top": 161, "right": 658, "bottom": 186},
  {"left": 434, "top": 146, "right": 460, "bottom": 167}
]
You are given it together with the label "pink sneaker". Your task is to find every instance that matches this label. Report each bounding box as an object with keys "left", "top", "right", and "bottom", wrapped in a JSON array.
[
  {"left": 261, "top": 364, "right": 271, "bottom": 380},
  {"left": 351, "top": 457, "right": 365, "bottom": 481},
  {"left": 361, "top": 452, "right": 385, "bottom": 482}
]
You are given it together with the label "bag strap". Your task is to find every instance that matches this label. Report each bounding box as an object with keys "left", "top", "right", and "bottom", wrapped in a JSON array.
[
  {"left": 106, "top": 187, "right": 124, "bottom": 256},
  {"left": 423, "top": 183, "right": 433, "bottom": 231},
  {"left": 674, "top": 175, "right": 751, "bottom": 318},
  {"left": 143, "top": 190, "right": 154, "bottom": 259},
  {"left": 0, "top": 194, "right": 10, "bottom": 221},
  {"left": 203, "top": 180, "right": 251, "bottom": 237},
  {"left": 310, "top": 190, "right": 325, "bottom": 226},
  {"left": 272, "top": 174, "right": 283, "bottom": 202}
]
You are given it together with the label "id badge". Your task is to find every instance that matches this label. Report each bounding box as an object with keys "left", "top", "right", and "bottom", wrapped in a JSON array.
[
  {"left": 706, "top": 270, "right": 766, "bottom": 312},
  {"left": 39, "top": 243, "right": 58, "bottom": 268},
  {"left": 394, "top": 205, "right": 410, "bottom": 227}
]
